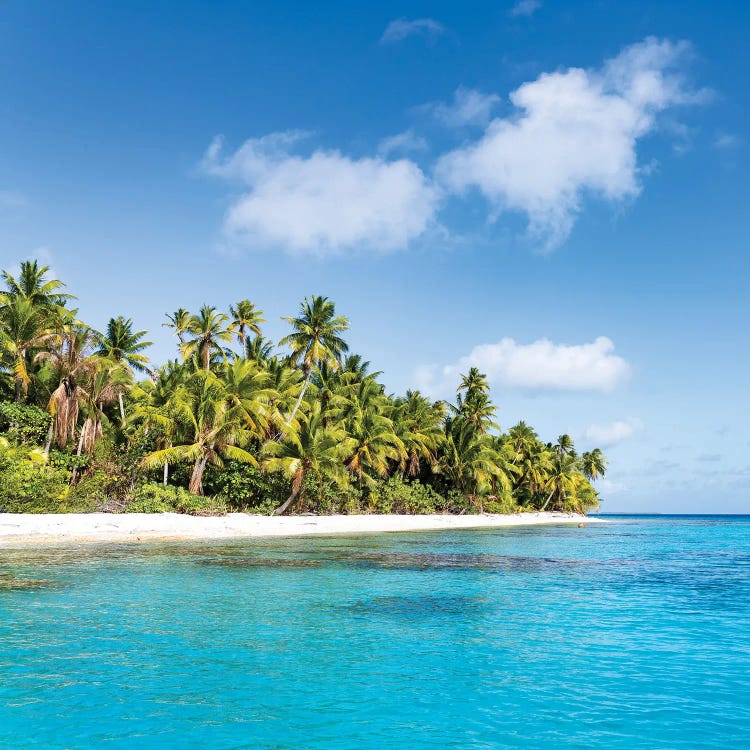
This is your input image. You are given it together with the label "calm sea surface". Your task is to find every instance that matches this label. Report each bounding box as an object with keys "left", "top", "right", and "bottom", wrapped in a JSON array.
[{"left": 1, "top": 516, "right": 749, "bottom": 749}]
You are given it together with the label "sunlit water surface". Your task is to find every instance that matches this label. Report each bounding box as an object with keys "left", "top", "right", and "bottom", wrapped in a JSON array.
[{"left": 1, "top": 516, "right": 749, "bottom": 748}]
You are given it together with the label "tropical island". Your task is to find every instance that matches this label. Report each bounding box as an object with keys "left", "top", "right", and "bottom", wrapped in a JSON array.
[{"left": 0, "top": 260, "right": 606, "bottom": 523}]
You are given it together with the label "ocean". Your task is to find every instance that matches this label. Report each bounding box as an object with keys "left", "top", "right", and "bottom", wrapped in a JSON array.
[{"left": 1, "top": 515, "right": 748, "bottom": 748}]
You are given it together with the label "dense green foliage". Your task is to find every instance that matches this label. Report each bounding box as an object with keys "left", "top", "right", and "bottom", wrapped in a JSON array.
[{"left": 0, "top": 259, "right": 607, "bottom": 515}]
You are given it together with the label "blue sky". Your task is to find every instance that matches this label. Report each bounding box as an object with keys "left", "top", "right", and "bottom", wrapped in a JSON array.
[{"left": 1, "top": 0, "right": 748, "bottom": 512}]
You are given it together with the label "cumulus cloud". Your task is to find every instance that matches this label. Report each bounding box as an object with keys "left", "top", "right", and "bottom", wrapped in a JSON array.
[
  {"left": 584, "top": 417, "right": 643, "bottom": 447},
  {"left": 414, "top": 336, "right": 630, "bottom": 397},
  {"left": 380, "top": 18, "right": 444, "bottom": 44},
  {"left": 510, "top": 0, "right": 542, "bottom": 17},
  {"left": 202, "top": 132, "right": 439, "bottom": 255},
  {"left": 378, "top": 130, "right": 429, "bottom": 157},
  {"left": 436, "top": 37, "right": 704, "bottom": 249}
]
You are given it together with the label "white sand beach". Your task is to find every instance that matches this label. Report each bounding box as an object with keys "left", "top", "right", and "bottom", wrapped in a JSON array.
[{"left": 0, "top": 512, "right": 603, "bottom": 546}]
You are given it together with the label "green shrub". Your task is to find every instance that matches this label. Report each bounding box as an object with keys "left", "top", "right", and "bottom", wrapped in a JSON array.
[
  {"left": 202, "top": 460, "right": 287, "bottom": 511},
  {"left": 483, "top": 497, "right": 521, "bottom": 514},
  {"left": 126, "top": 484, "right": 227, "bottom": 516},
  {"left": 368, "top": 477, "right": 443, "bottom": 514},
  {"left": 0, "top": 401, "right": 51, "bottom": 445},
  {"left": 0, "top": 455, "right": 77, "bottom": 513}
]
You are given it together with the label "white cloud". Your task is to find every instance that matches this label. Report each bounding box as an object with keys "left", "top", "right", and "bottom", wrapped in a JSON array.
[
  {"left": 713, "top": 133, "right": 739, "bottom": 149},
  {"left": 427, "top": 87, "right": 501, "bottom": 128},
  {"left": 380, "top": 18, "right": 444, "bottom": 44},
  {"left": 202, "top": 133, "right": 439, "bottom": 256},
  {"left": 378, "top": 130, "right": 429, "bottom": 157},
  {"left": 510, "top": 0, "right": 542, "bottom": 17},
  {"left": 436, "top": 37, "right": 704, "bottom": 249},
  {"left": 595, "top": 477, "right": 628, "bottom": 494},
  {"left": 584, "top": 417, "right": 643, "bottom": 447},
  {"left": 414, "top": 336, "right": 631, "bottom": 397}
]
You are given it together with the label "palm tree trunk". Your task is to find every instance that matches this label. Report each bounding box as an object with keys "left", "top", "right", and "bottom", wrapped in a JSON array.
[
  {"left": 118, "top": 392, "right": 125, "bottom": 423},
  {"left": 541, "top": 488, "right": 555, "bottom": 511},
  {"left": 163, "top": 461, "right": 169, "bottom": 486},
  {"left": 273, "top": 488, "right": 300, "bottom": 516},
  {"left": 70, "top": 429, "right": 85, "bottom": 484},
  {"left": 43, "top": 423, "right": 54, "bottom": 459},
  {"left": 189, "top": 455, "right": 209, "bottom": 495},
  {"left": 286, "top": 369, "right": 312, "bottom": 426}
]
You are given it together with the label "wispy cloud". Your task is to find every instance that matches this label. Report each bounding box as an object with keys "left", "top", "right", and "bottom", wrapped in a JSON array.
[
  {"left": 510, "top": 0, "right": 542, "bottom": 18},
  {"left": 583, "top": 417, "right": 643, "bottom": 447},
  {"left": 423, "top": 87, "right": 501, "bottom": 128},
  {"left": 713, "top": 133, "right": 739, "bottom": 149},
  {"left": 436, "top": 37, "right": 707, "bottom": 250},
  {"left": 414, "top": 336, "right": 631, "bottom": 397},
  {"left": 202, "top": 133, "right": 439, "bottom": 256},
  {"left": 380, "top": 17, "right": 444, "bottom": 44},
  {"left": 378, "top": 130, "right": 429, "bottom": 157}
]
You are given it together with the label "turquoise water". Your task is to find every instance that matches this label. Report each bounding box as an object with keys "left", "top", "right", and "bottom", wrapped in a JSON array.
[{"left": 1, "top": 516, "right": 749, "bottom": 749}]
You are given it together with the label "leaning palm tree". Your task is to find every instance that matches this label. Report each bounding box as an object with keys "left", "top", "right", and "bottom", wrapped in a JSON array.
[
  {"left": 541, "top": 453, "right": 580, "bottom": 511},
  {"left": 181, "top": 305, "right": 233, "bottom": 370},
  {"left": 439, "top": 418, "right": 512, "bottom": 511},
  {"left": 141, "top": 369, "right": 256, "bottom": 495},
  {"left": 229, "top": 299, "right": 265, "bottom": 349},
  {"left": 262, "top": 403, "right": 351, "bottom": 515},
  {"left": 95, "top": 316, "right": 152, "bottom": 420},
  {"left": 508, "top": 421, "right": 538, "bottom": 464},
  {"left": 279, "top": 295, "right": 349, "bottom": 425},
  {"left": 580, "top": 448, "right": 607, "bottom": 481}
]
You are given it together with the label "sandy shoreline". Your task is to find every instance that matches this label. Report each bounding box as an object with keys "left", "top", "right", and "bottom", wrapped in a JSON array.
[{"left": 0, "top": 512, "right": 602, "bottom": 546}]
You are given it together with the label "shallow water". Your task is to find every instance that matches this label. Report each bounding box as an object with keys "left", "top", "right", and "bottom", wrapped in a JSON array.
[{"left": 1, "top": 516, "right": 749, "bottom": 748}]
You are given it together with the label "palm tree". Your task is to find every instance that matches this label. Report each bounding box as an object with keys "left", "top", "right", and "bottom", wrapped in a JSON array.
[
  {"left": 72, "top": 360, "right": 129, "bottom": 483},
  {"left": 508, "top": 421, "right": 538, "bottom": 464},
  {"left": 2, "top": 260, "right": 74, "bottom": 308},
  {"left": 163, "top": 308, "right": 191, "bottom": 346},
  {"left": 581, "top": 448, "right": 606, "bottom": 481},
  {"left": 392, "top": 390, "right": 445, "bottom": 477},
  {"left": 452, "top": 368, "right": 498, "bottom": 434},
  {"left": 245, "top": 335, "right": 275, "bottom": 364},
  {"left": 0, "top": 296, "right": 53, "bottom": 401},
  {"left": 439, "top": 419, "right": 512, "bottom": 510},
  {"left": 553, "top": 434, "right": 577, "bottom": 458},
  {"left": 264, "top": 358, "right": 304, "bottom": 438},
  {"left": 39, "top": 319, "right": 99, "bottom": 450},
  {"left": 262, "top": 403, "right": 351, "bottom": 515},
  {"left": 341, "top": 383, "right": 405, "bottom": 488},
  {"left": 181, "top": 305, "right": 233, "bottom": 370},
  {"left": 517, "top": 444, "right": 554, "bottom": 504},
  {"left": 229, "top": 299, "right": 265, "bottom": 349},
  {"left": 141, "top": 369, "right": 256, "bottom": 495},
  {"left": 279, "top": 295, "right": 349, "bottom": 425},
  {"left": 130, "top": 360, "right": 188, "bottom": 485},
  {"left": 95, "top": 316, "right": 152, "bottom": 420},
  {"left": 541, "top": 453, "right": 580, "bottom": 511},
  {"left": 221, "top": 358, "right": 273, "bottom": 439}
]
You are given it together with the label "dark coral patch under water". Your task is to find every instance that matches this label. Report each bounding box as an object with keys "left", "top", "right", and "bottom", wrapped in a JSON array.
[{"left": 0, "top": 572, "right": 57, "bottom": 591}]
